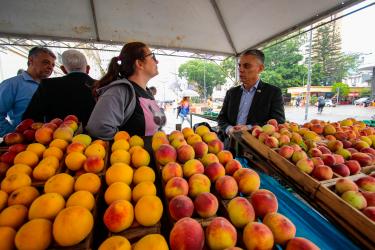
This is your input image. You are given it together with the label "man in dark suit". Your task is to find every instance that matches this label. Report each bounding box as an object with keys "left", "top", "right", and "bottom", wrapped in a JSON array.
[
  {"left": 217, "top": 49, "right": 285, "bottom": 141},
  {"left": 23, "top": 49, "right": 96, "bottom": 127}
]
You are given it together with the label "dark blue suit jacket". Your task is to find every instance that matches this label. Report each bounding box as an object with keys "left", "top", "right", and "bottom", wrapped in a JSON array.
[{"left": 217, "top": 80, "right": 285, "bottom": 133}]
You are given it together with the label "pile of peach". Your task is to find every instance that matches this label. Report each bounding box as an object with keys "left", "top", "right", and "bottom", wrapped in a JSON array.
[
  {"left": 0, "top": 115, "right": 81, "bottom": 178},
  {"left": 0, "top": 118, "right": 93, "bottom": 185},
  {"left": 152, "top": 126, "right": 319, "bottom": 249},
  {"left": 0, "top": 171, "right": 99, "bottom": 248},
  {"left": 64, "top": 135, "right": 108, "bottom": 175},
  {"left": 101, "top": 131, "right": 165, "bottom": 244},
  {"left": 0, "top": 115, "right": 108, "bottom": 248},
  {"left": 251, "top": 118, "right": 374, "bottom": 181},
  {"left": 333, "top": 175, "right": 375, "bottom": 221}
]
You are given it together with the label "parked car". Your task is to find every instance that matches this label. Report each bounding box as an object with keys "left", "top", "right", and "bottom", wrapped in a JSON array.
[
  {"left": 354, "top": 97, "right": 370, "bottom": 105},
  {"left": 325, "top": 99, "right": 336, "bottom": 107},
  {"left": 364, "top": 98, "right": 374, "bottom": 107},
  {"left": 314, "top": 99, "right": 336, "bottom": 107}
]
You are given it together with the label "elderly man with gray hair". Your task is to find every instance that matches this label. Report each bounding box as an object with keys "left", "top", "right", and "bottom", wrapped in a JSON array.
[{"left": 23, "top": 49, "right": 96, "bottom": 126}]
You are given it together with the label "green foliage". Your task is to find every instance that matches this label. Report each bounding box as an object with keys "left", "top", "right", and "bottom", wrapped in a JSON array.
[
  {"left": 360, "top": 88, "right": 371, "bottom": 97},
  {"left": 311, "top": 22, "right": 359, "bottom": 85},
  {"left": 221, "top": 57, "right": 236, "bottom": 79},
  {"left": 178, "top": 59, "right": 226, "bottom": 98},
  {"left": 332, "top": 82, "right": 350, "bottom": 97},
  {"left": 261, "top": 37, "right": 308, "bottom": 92},
  {"left": 310, "top": 95, "right": 318, "bottom": 105}
]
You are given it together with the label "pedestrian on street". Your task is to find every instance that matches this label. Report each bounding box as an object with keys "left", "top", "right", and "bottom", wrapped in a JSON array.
[{"left": 317, "top": 96, "right": 325, "bottom": 114}]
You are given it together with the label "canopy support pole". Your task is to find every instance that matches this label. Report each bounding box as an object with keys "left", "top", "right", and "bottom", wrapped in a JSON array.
[
  {"left": 210, "top": 0, "right": 237, "bottom": 55},
  {"left": 90, "top": 0, "right": 100, "bottom": 41}
]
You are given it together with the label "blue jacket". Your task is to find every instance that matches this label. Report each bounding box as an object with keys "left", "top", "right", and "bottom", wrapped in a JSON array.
[
  {"left": 0, "top": 71, "right": 39, "bottom": 136},
  {"left": 179, "top": 102, "right": 190, "bottom": 117}
]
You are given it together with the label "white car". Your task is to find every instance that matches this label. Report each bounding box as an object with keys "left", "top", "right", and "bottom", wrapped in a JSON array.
[
  {"left": 325, "top": 99, "right": 336, "bottom": 107},
  {"left": 354, "top": 97, "right": 369, "bottom": 105}
]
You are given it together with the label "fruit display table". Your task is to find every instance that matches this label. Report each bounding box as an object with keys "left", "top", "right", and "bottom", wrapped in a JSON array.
[
  {"left": 231, "top": 130, "right": 375, "bottom": 249},
  {"left": 237, "top": 157, "right": 360, "bottom": 250},
  {"left": 2, "top": 115, "right": 374, "bottom": 249},
  {"left": 189, "top": 112, "right": 218, "bottom": 128}
]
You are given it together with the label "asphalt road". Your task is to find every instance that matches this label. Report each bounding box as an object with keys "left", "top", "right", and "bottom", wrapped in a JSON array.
[{"left": 162, "top": 105, "right": 375, "bottom": 133}]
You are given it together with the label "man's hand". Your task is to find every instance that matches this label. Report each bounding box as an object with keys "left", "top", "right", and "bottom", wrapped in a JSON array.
[{"left": 229, "top": 125, "right": 248, "bottom": 134}]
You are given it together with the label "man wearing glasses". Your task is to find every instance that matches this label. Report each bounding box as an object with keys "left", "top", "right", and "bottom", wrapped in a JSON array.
[
  {"left": 217, "top": 49, "right": 285, "bottom": 145},
  {"left": 0, "top": 47, "right": 56, "bottom": 136}
]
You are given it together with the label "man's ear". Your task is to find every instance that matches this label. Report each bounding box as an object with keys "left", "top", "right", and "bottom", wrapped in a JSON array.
[
  {"left": 86, "top": 65, "right": 90, "bottom": 74},
  {"left": 27, "top": 57, "right": 33, "bottom": 67},
  {"left": 258, "top": 64, "right": 265, "bottom": 73},
  {"left": 60, "top": 65, "right": 68, "bottom": 74}
]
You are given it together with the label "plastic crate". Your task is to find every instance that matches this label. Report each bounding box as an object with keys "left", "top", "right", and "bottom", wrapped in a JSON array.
[{"left": 363, "top": 120, "right": 375, "bottom": 127}]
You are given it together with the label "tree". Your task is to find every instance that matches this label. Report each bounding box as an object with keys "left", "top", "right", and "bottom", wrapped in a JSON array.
[
  {"left": 261, "top": 36, "right": 308, "bottom": 91},
  {"left": 360, "top": 88, "right": 371, "bottom": 97},
  {"left": 178, "top": 59, "right": 226, "bottom": 98},
  {"left": 221, "top": 56, "right": 236, "bottom": 79},
  {"left": 332, "top": 82, "right": 350, "bottom": 99},
  {"left": 311, "top": 22, "right": 359, "bottom": 85}
]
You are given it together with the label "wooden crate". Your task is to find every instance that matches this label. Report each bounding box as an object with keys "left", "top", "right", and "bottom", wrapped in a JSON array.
[
  {"left": 237, "top": 131, "right": 375, "bottom": 248},
  {"left": 315, "top": 174, "right": 375, "bottom": 249},
  {"left": 109, "top": 221, "right": 162, "bottom": 243},
  {"left": 241, "top": 131, "right": 321, "bottom": 195},
  {"left": 49, "top": 233, "right": 93, "bottom": 250},
  {"left": 0, "top": 146, "right": 8, "bottom": 153},
  {"left": 361, "top": 165, "right": 375, "bottom": 175}
]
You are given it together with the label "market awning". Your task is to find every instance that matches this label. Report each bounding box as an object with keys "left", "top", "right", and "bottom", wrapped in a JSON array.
[{"left": 0, "top": 0, "right": 361, "bottom": 56}]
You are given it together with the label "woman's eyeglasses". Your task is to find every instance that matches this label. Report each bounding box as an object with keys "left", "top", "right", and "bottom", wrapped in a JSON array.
[{"left": 144, "top": 52, "right": 157, "bottom": 62}]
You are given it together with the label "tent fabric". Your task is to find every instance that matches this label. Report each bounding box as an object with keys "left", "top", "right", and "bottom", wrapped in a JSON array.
[
  {"left": 0, "top": 0, "right": 359, "bottom": 55},
  {"left": 237, "top": 157, "right": 360, "bottom": 250}
]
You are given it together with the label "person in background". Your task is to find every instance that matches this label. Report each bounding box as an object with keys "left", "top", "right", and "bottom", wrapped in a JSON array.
[
  {"left": 86, "top": 42, "right": 166, "bottom": 139},
  {"left": 23, "top": 49, "right": 96, "bottom": 127},
  {"left": 217, "top": 49, "right": 285, "bottom": 145},
  {"left": 17, "top": 69, "right": 24, "bottom": 75},
  {"left": 0, "top": 46, "right": 56, "bottom": 136},
  {"left": 296, "top": 96, "right": 301, "bottom": 107},
  {"left": 317, "top": 96, "right": 325, "bottom": 114},
  {"left": 177, "top": 96, "right": 190, "bottom": 126},
  {"left": 207, "top": 97, "right": 213, "bottom": 112},
  {"left": 149, "top": 86, "right": 157, "bottom": 96}
]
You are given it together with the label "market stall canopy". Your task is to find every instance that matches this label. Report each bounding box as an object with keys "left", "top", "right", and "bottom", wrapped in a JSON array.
[{"left": 0, "top": 0, "right": 360, "bottom": 55}]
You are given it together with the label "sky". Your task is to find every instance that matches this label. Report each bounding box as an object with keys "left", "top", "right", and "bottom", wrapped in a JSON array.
[
  {"left": 341, "top": 0, "right": 375, "bottom": 54},
  {"left": 1, "top": 0, "right": 375, "bottom": 96}
]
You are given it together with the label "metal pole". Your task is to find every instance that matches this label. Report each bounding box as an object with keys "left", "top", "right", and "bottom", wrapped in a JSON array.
[
  {"left": 336, "top": 87, "right": 339, "bottom": 105},
  {"left": 203, "top": 58, "right": 207, "bottom": 100},
  {"left": 304, "top": 27, "right": 313, "bottom": 121},
  {"left": 235, "top": 56, "right": 239, "bottom": 85},
  {"left": 372, "top": 67, "right": 375, "bottom": 99}
]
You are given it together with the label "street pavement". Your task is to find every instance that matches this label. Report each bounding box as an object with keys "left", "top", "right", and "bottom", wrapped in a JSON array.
[{"left": 162, "top": 105, "right": 375, "bottom": 134}]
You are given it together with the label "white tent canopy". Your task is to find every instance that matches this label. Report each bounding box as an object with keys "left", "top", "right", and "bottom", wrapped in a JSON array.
[{"left": 0, "top": 0, "right": 360, "bottom": 55}]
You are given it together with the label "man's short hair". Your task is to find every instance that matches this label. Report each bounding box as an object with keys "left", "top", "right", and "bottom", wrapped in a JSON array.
[
  {"left": 62, "top": 49, "right": 88, "bottom": 73},
  {"left": 28, "top": 46, "right": 56, "bottom": 59},
  {"left": 241, "top": 49, "right": 265, "bottom": 64},
  {"left": 28, "top": 46, "right": 56, "bottom": 66}
]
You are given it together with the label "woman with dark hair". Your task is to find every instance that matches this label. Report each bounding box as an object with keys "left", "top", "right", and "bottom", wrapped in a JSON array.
[{"left": 86, "top": 42, "right": 166, "bottom": 139}]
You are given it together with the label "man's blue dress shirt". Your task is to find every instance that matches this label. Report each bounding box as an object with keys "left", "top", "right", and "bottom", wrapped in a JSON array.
[
  {"left": 225, "top": 79, "right": 260, "bottom": 134},
  {"left": 0, "top": 71, "right": 39, "bottom": 136}
]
